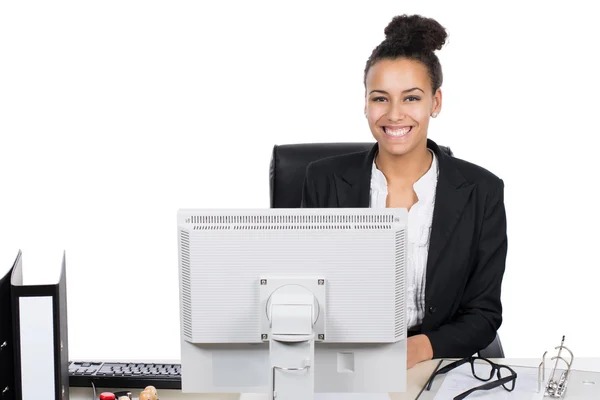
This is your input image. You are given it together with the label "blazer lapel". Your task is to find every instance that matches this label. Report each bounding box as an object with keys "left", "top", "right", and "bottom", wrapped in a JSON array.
[
  {"left": 329, "top": 140, "right": 474, "bottom": 289},
  {"left": 333, "top": 144, "right": 378, "bottom": 207},
  {"left": 425, "top": 141, "right": 475, "bottom": 292}
]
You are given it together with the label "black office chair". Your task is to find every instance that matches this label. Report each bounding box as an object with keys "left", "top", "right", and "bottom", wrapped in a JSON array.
[{"left": 269, "top": 142, "right": 505, "bottom": 359}]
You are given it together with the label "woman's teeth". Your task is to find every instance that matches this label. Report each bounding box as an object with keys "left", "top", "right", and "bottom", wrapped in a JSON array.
[{"left": 384, "top": 126, "right": 412, "bottom": 137}]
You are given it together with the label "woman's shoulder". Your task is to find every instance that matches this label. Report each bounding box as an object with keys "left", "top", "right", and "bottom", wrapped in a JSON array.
[{"left": 444, "top": 154, "right": 504, "bottom": 192}]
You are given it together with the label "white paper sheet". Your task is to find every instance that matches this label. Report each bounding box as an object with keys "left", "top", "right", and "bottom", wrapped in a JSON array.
[
  {"left": 433, "top": 363, "right": 545, "bottom": 400},
  {"left": 239, "top": 394, "right": 389, "bottom": 400},
  {"left": 315, "top": 395, "right": 389, "bottom": 400}
]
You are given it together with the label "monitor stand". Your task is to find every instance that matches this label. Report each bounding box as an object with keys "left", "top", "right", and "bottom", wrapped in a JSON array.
[{"left": 265, "top": 281, "right": 320, "bottom": 400}]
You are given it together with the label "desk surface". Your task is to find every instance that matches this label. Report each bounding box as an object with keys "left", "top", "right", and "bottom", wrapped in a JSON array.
[{"left": 68, "top": 358, "right": 600, "bottom": 400}]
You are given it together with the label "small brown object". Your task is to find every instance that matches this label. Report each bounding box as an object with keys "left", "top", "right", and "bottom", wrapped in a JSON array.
[
  {"left": 138, "top": 390, "right": 151, "bottom": 400},
  {"left": 144, "top": 386, "right": 158, "bottom": 400},
  {"left": 118, "top": 397, "right": 129, "bottom": 400}
]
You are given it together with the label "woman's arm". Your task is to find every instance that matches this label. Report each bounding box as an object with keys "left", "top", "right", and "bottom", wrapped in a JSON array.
[{"left": 425, "top": 180, "right": 508, "bottom": 358}]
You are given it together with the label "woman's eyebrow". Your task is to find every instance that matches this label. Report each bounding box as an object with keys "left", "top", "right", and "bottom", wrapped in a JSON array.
[{"left": 368, "top": 87, "right": 424, "bottom": 95}]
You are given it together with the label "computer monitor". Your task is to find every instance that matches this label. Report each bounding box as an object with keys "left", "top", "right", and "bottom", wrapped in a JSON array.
[{"left": 177, "top": 208, "right": 408, "bottom": 398}]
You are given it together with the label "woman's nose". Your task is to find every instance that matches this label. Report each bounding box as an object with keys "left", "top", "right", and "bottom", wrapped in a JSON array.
[{"left": 386, "top": 101, "right": 406, "bottom": 122}]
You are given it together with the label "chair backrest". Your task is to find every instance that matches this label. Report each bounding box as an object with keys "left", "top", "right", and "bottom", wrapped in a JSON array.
[
  {"left": 267, "top": 142, "right": 504, "bottom": 358},
  {"left": 270, "top": 142, "right": 373, "bottom": 208}
]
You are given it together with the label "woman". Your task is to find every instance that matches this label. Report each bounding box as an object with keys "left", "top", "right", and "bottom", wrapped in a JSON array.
[{"left": 301, "top": 14, "right": 507, "bottom": 369}]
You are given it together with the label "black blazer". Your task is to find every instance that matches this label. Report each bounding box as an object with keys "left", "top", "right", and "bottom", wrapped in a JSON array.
[{"left": 301, "top": 139, "right": 507, "bottom": 358}]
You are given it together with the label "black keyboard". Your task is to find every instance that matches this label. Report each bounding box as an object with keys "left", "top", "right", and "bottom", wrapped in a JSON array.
[{"left": 68, "top": 361, "right": 181, "bottom": 389}]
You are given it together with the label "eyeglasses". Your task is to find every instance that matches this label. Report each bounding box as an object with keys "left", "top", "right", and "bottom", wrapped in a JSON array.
[{"left": 425, "top": 356, "right": 517, "bottom": 400}]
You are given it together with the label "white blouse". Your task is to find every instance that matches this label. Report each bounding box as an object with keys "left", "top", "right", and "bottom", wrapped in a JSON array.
[{"left": 369, "top": 150, "right": 439, "bottom": 329}]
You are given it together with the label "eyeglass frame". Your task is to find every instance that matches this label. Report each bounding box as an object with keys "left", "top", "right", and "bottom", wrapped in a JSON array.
[{"left": 425, "top": 356, "right": 518, "bottom": 400}]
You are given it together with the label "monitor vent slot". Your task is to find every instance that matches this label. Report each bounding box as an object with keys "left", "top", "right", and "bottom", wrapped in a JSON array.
[
  {"left": 180, "top": 229, "right": 192, "bottom": 339},
  {"left": 190, "top": 214, "right": 395, "bottom": 224},
  {"left": 192, "top": 224, "right": 393, "bottom": 230},
  {"left": 394, "top": 229, "right": 406, "bottom": 339}
]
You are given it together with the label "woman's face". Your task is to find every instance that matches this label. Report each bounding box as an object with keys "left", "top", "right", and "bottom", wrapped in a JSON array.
[{"left": 365, "top": 58, "right": 442, "bottom": 157}]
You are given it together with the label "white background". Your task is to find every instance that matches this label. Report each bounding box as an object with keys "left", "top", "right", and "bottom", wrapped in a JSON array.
[{"left": 1, "top": 1, "right": 598, "bottom": 362}]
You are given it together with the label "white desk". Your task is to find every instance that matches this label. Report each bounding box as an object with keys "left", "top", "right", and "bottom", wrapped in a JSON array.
[{"left": 69, "top": 358, "right": 600, "bottom": 400}]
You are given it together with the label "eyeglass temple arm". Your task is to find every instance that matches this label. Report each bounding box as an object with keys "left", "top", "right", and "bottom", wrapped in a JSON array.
[{"left": 425, "top": 358, "right": 471, "bottom": 391}]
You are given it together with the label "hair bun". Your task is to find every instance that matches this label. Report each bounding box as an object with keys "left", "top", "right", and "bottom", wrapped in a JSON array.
[{"left": 383, "top": 14, "right": 447, "bottom": 53}]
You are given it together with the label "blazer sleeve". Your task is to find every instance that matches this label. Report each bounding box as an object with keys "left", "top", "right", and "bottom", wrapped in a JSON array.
[
  {"left": 426, "top": 179, "right": 508, "bottom": 358},
  {"left": 300, "top": 163, "right": 319, "bottom": 208}
]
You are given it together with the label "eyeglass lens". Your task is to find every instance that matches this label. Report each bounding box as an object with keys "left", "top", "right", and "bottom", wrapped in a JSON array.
[
  {"left": 472, "top": 358, "right": 495, "bottom": 381},
  {"left": 498, "top": 365, "right": 516, "bottom": 391}
]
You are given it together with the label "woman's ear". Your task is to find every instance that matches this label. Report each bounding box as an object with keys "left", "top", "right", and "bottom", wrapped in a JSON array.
[{"left": 432, "top": 88, "right": 443, "bottom": 117}]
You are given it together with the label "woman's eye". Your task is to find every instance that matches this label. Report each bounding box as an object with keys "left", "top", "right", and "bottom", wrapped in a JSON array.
[
  {"left": 372, "top": 97, "right": 387, "bottom": 102},
  {"left": 405, "top": 96, "right": 420, "bottom": 102}
]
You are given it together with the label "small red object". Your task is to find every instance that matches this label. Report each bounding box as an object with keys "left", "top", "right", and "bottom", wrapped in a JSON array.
[{"left": 99, "top": 393, "right": 115, "bottom": 400}]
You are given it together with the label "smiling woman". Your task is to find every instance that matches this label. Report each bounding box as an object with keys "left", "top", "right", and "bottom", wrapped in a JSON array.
[
  {"left": 302, "top": 14, "right": 508, "bottom": 370},
  {"left": 364, "top": 14, "right": 444, "bottom": 164}
]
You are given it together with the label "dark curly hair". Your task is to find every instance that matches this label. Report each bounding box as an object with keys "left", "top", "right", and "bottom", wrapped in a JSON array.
[{"left": 364, "top": 14, "right": 447, "bottom": 94}]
